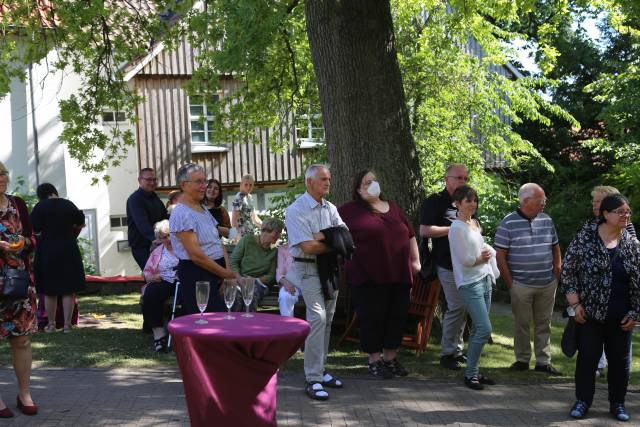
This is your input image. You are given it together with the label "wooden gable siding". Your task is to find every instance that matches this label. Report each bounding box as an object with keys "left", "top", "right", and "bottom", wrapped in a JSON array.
[
  {"left": 137, "top": 39, "right": 197, "bottom": 76},
  {"left": 134, "top": 74, "right": 308, "bottom": 188},
  {"left": 135, "top": 76, "right": 192, "bottom": 188},
  {"left": 192, "top": 127, "right": 306, "bottom": 187}
]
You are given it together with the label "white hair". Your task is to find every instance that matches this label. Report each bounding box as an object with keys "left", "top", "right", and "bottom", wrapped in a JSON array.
[
  {"left": 153, "top": 219, "right": 170, "bottom": 239},
  {"left": 177, "top": 163, "right": 205, "bottom": 185},
  {"left": 305, "top": 164, "right": 329, "bottom": 180},
  {"left": 518, "top": 183, "right": 542, "bottom": 203}
]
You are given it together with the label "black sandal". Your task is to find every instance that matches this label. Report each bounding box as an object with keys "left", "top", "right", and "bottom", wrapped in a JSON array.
[
  {"left": 153, "top": 336, "right": 168, "bottom": 353},
  {"left": 321, "top": 372, "right": 344, "bottom": 388},
  {"left": 305, "top": 381, "right": 329, "bottom": 401}
]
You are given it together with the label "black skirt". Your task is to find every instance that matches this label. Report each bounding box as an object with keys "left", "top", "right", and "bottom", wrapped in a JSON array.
[{"left": 177, "top": 259, "right": 226, "bottom": 315}]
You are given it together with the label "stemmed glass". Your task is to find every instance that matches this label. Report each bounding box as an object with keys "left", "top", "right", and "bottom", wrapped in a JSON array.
[
  {"left": 240, "top": 277, "right": 255, "bottom": 318},
  {"left": 195, "top": 281, "right": 210, "bottom": 324},
  {"left": 223, "top": 279, "right": 237, "bottom": 320}
]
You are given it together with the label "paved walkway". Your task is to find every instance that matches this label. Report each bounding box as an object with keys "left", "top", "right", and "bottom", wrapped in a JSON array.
[{"left": 0, "top": 368, "right": 637, "bottom": 426}]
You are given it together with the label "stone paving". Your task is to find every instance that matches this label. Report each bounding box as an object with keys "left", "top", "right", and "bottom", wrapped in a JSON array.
[{"left": 0, "top": 367, "right": 637, "bottom": 426}]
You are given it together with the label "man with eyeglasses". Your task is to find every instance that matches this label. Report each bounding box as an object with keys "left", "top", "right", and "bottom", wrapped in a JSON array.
[
  {"left": 127, "top": 168, "right": 169, "bottom": 270},
  {"left": 495, "top": 182, "right": 562, "bottom": 376},
  {"left": 420, "top": 163, "right": 471, "bottom": 370}
]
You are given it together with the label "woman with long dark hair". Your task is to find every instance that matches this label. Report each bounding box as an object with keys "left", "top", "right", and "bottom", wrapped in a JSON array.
[
  {"left": 338, "top": 169, "right": 420, "bottom": 379},
  {"left": 204, "top": 179, "right": 231, "bottom": 238}
]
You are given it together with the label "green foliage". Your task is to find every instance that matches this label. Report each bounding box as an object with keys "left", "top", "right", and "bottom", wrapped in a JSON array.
[
  {"left": 78, "top": 237, "right": 98, "bottom": 275},
  {"left": 10, "top": 176, "right": 37, "bottom": 211}
]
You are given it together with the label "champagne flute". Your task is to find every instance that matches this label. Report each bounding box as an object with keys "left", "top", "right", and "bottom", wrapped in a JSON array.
[
  {"left": 241, "top": 277, "right": 255, "bottom": 318},
  {"left": 195, "top": 281, "right": 210, "bottom": 324},
  {"left": 223, "top": 279, "right": 237, "bottom": 320}
]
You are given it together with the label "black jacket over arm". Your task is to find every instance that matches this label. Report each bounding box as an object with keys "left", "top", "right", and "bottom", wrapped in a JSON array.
[{"left": 316, "top": 226, "right": 354, "bottom": 300}]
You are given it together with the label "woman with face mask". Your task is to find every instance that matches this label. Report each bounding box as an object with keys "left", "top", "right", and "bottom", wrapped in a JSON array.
[{"left": 338, "top": 169, "right": 421, "bottom": 379}]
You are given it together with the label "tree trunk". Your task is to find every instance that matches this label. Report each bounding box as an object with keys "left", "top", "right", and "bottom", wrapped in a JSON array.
[{"left": 305, "top": 0, "right": 424, "bottom": 221}]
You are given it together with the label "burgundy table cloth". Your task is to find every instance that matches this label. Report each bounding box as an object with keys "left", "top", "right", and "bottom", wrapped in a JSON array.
[{"left": 168, "top": 312, "right": 309, "bottom": 427}]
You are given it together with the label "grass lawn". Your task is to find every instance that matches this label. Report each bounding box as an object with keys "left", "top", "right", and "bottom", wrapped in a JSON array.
[{"left": 0, "top": 291, "right": 638, "bottom": 386}]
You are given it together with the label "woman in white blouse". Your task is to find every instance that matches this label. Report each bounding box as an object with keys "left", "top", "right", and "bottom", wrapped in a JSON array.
[{"left": 448, "top": 185, "right": 499, "bottom": 390}]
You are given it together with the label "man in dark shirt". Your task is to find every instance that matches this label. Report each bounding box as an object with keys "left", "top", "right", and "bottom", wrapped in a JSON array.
[
  {"left": 420, "top": 163, "right": 469, "bottom": 370},
  {"left": 127, "top": 168, "right": 168, "bottom": 270}
]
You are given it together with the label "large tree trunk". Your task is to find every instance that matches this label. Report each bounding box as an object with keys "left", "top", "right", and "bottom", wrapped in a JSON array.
[{"left": 305, "top": 0, "right": 424, "bottom": 221}]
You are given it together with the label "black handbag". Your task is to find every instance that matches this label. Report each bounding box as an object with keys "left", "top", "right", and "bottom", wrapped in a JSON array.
[
  {"left": 0, "top": 266, "right": 30, "bottom": 298},
  {"left": 561, "top": 314, "right": 578, "bottom": 358}
]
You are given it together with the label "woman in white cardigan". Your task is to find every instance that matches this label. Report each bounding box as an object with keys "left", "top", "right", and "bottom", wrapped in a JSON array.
[{"left": 448, "top": 185, "right": 499, "bottom": 390}]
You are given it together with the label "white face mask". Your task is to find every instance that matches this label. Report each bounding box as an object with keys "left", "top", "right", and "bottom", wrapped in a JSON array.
[{"left": 367, "top": 181, "right": 381, "bottom": 198}]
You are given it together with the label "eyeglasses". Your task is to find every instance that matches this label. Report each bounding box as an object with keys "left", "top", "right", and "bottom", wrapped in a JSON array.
[
  {"left": 141, "top": 177, "right": 157, "bottom": 182},
  {"left": 611, "top": 209, "right": 632, "bottom": 217},
  {"left": 446, "top": 175, "right": 469, "bottom": 182},
  {"left": 185, "top": 179, "right": 207, "bottom": 186}
]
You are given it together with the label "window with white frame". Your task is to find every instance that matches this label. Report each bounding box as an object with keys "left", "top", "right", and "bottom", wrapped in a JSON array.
[
  {"left": 102, "top": 110, "right": 126, "bottom": 123},
  {"left": 295, "top": 106, "right": 325, "bottom": 148},
  {"left": 110, "top": 215, "right": 127, "bottom": 230},
  {"left": 189, "top": 94, "right": 228, "bottom": 153}
]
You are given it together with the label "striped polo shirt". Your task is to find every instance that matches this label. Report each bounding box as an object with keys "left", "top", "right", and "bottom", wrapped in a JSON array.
[{"left": 494, "top": 210, "right": 559, "bottom": 287}]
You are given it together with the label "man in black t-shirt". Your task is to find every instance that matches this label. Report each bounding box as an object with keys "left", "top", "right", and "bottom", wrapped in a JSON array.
[{"left": 420, "top": 164, "right": 469, "bottom": 370}]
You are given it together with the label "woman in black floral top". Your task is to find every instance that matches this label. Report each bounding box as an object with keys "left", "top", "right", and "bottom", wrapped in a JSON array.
[{"left": 561, "top": 194, "right": 640, "bottom": 422}]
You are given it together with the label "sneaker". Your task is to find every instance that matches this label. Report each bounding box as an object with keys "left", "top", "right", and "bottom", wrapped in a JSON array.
[
  {"left": 368, "top": 360, "right": 393, "bottom": 379},
  {"left": 464, "top": 375, "right": 484, "bottom": 390},
  {"left": 440, "top": 355, "right": 461, "bottom": 371},
  {"left": 510, "top": 361, "right": 529, "bottom": 371},
  {"left": 610, "top": 403, "right": 630, "bottom": 422},
  {"left": 455, "top": 353, "right": 468, "bottom": 364},
  {"left": 570, "top": 400, "right": 589, "bottom": 419},
  {"left": 535, "top": 364, "right": 561, "bottom": 376},
  {"left": 384, "top": 358, "right": 409, "bottom": 377}
]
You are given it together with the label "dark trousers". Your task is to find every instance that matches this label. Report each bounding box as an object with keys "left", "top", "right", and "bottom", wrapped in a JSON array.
[
  {"left": 177, "top": 259, "right": 225, "bottom": 315},
  {"left": 141, "top": 280, "right": 176, "bottom": 328},
  {"left": 575, "top": 318, "right": 631, "bottom": 405},
  {"left": 351, "top": 283, "right": 410, "bottom": 354},
  {"left": 131, "top": 244, "right": 151, "bottom": 271}
]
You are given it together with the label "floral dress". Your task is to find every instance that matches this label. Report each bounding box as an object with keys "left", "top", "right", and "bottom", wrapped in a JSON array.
[
  {"left": 232, "top": 192, "right": 257, "bottom": 237},
  {"left": 0, "top": 195, "right": 37, "bottom": 338}
]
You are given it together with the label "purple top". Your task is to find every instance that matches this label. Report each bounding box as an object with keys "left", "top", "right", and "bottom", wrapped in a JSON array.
[{"left": 338, "top": 201, "right": 415, "bottom": 286}]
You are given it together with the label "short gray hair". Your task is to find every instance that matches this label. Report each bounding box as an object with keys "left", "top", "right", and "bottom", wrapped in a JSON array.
[
  {"left": 261, "top": 217, "right": 284, "bottom": 233},
  {"left": 305, "top": 164, "right": 329, "bottom": 180},
  {"left": 518, "top": 183, "right": 542, "bottom": 203},
  {"left": 176, "top": 163, "right": 205, "bottom": 186},
  {"left": 153, "top": 219, "right": 170, "bottom": 239}
]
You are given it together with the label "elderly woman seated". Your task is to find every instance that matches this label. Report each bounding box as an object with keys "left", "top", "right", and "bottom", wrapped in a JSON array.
[
  {"left": 142, "top": 220, "right": 179, "bottom": 353},
  {"left": 230, "top": 218, "right": 284, "bottom": 310}
]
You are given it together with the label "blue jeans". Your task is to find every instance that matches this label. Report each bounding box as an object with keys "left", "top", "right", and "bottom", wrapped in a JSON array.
[{"left": 458, "top": 275, "right": 492, "bottom": 378}]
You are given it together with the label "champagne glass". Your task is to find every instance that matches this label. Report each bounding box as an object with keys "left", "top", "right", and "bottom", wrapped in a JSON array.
[
  {"left": 240, "top": 277, "right": 255, "bottom": 318},
  {"left": 223, "top": 279, "right": 237, "bottom": 320},
  {"left": 195, "top": 281, "right": 210, "bottom": 324}
]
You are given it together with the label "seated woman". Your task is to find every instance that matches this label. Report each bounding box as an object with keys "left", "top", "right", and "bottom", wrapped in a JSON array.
[
  {"left": 276, "top": 244, "right": 301, "bottom": 317},
  {"left": 230, "top": 218, "right": 283, "bottom": 310},
  {"left": 142, "top": 220, "right": 179, "bottom": 353}
]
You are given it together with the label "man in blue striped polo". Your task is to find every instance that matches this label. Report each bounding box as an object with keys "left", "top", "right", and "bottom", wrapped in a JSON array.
[{"left": 495, "top": 183, "right": 562, "bottom": 375}]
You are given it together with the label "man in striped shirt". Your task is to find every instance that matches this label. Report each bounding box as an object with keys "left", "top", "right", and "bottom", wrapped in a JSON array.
[{"left": 495, "top": 183, "right": 562, "bottom": 375}]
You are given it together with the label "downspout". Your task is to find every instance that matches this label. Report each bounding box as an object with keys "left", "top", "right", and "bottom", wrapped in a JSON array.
[{"left": 27, "top": 62, "right": 40, "bottom": 186}]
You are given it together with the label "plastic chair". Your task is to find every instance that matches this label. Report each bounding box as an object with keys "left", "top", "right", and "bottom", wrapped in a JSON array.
[{"left": 336, "top": 275, "right": 441, "bottom": 357}]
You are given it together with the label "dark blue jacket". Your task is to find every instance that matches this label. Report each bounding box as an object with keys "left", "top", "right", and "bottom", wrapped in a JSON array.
[{"left": 126, "top": 188, "right": 168, "bottom": 250}]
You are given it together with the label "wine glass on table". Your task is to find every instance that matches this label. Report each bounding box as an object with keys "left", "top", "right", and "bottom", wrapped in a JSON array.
[
  {"left": 223, "top": 279, "right": 237, "bottom": 320},
  {"left": 240, "top": 277, "right": 255, "bottom": 318},
  {"left": 195, "top": 281, "right": 210, "bottom": 324}
]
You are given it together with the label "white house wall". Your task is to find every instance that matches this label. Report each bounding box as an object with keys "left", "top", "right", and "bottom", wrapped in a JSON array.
[{"left": 1, "top": 47, "right": 143, "bottom": 277}]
